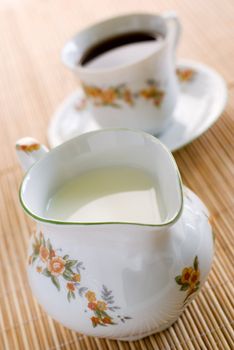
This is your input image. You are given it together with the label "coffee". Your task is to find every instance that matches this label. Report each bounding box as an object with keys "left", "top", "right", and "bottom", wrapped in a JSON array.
[
  {"left": 80, "top": 31, "right": 163, "bottom": 69},
  {"left": 45, "top": 166, "right": 165, "bottom": 224}
]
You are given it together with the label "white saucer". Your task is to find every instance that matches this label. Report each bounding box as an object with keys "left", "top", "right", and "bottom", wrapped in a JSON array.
[{"left": 48, "top": 60, "right": 227, "bottom": 152}]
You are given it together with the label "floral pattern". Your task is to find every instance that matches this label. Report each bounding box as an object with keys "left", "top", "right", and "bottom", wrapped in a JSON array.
[
  {"left": 176, "top": 68, "right": 196, "bottom": 82},
  {"left": 83, "top": 80, "right": 164, "bottom": 108},
  {"left": 175, "top": 256, "right": 200, "bottom": 304},
  {"left": 84, "top": 285, "right": 131, "bottom": 327},
  {"left": 16, "top": 142, "right": 40, "bottom": 152},
  {"left": 77, "top": 69, "right": 197, "bottom": 110},
  {"left": 28, "top": 232, "right": 86, "bottom": 302},
  {"left": 29, "top": 231, "right": 131, "bottom": 327}
]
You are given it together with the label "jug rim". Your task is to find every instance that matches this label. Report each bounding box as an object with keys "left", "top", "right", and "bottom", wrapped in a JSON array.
[{"left": 19, "top": 128, "right": 184, "bottom": 227}]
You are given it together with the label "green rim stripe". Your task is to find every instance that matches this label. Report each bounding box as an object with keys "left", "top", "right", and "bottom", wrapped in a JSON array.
[{"left": 19, "top": 129, "right": 184, "bottom": 227}]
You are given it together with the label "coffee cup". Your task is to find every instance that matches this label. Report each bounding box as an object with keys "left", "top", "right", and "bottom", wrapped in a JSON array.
[{"left": 62, "top": 12, "right": 181, "bottom": 135}]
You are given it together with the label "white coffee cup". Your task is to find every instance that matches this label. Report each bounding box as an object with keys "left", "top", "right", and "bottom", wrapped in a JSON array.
[{"left": 62, "top": 13, "right": 181, "bottom": 135}]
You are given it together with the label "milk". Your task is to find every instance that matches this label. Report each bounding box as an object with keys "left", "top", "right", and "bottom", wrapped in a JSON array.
[{"left": 45, "top": 166, "right": 165, "bottom": 224}]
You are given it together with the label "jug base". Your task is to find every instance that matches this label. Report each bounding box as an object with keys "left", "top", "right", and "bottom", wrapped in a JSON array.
[{"left": 111, "top": 318, "right": 178, "bottom": 341}]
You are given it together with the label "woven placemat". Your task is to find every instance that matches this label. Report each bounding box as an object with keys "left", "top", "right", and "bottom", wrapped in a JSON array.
[{"left": 0, "top": 1, "right": 233, "bottom": 349}]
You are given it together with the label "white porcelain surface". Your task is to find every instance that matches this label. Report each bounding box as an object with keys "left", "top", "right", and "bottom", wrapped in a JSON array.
[
  {"left": 62, "top": 12, "right": 181, "bottom": 134},
  {"left": 27, "top": 187, "right": 213, "bottom": 341},
  {"left": 48, "top": 60, "right": 227, "bottom": 152},
  {"left": 16, "top": 129, "right": 214, "bottom": 341}
]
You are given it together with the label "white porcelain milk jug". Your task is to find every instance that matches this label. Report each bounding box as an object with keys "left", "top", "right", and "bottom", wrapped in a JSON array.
[{"left": 16, "top": 129, "right": 214, "bottom": 340}]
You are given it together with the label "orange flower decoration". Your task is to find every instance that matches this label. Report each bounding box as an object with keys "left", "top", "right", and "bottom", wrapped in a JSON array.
[
  {"left": 176, "top": 68, "right": 195, "bottom": 82},
  {"left": 91, "top": 316, "right": 100, "bottom": 327},
  {"left": 85, "top": 290, "right": 96, "bottom": 302},
  {"left": 83, "top": 81, "right": 164, "bottom": 108},
  {"left": 88, "top": 302, "right": 97, "bottom": 310},
  {"left": 140, "top": 87, "right": 156, "bottom": 99},
  {"left": 97, "top": 301, "right": 107, "bottom": 311},
  {"left": 123, "top": 90, "right": 133, "bottom": 105},
  {"left": 181, "top": 267, "right": 193, "bottom": 284},
  {"left": 29, "top": 231, "right": 132, "bottom": 328},
  {"left": 175, "top": 256, "right": 200, "bottom": 305},
  {"left": 16, "top": 143, "right": 40, "bottom": 152},
  {"left": 66, "top": 282, "right": 76, "bottom": 292},
  {"left": 103, "top": 317, "right": 112, "bottom": 324},
  {"left": 189, "top": 270, "right": 200, "bottom": 288},
  {"left": 39, "top": 245, "right": 50, "bottom": 262},
  {"left": 50, "top": 249, "right": 56, "bottom": 258},
  {"left": 72, "top": 274, "right": 81, "bottom": 282},
  {"left": 47, "top": 257, "right": 65, "bottom": 276},
  {"left": 101, "top": 89, "right": 116, "bottom": 104},
  {"left": 84, "top": 85, "right": 101, "bottom": 98}
]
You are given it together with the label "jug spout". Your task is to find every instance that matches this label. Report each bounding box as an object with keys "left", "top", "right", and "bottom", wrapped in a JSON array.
[{"left": 16, "top": 137, "right": 48, "bottom": 172}]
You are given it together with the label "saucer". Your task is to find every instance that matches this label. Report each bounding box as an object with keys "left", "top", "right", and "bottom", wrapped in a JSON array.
[{"left": 48, "top": 59, "right": 227, "bottom": 151}]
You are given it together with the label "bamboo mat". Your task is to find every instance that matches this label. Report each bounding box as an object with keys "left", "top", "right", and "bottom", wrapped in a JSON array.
[{"left": 0, "top": 0, "right": 233, "bottom": 349}]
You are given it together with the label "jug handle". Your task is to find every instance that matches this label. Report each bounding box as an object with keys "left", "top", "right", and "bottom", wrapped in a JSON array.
[
  {"left": 162, "top": 11, "right": 181, "bottom": 52},
  {"left": 15, "top": 137, "right": 48, "bottom": 172}
]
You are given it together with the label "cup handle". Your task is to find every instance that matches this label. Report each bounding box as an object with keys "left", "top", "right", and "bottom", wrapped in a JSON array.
[
  {"left": 162, "top": 11, "right": 181, "bottom": 52},
  {"left": 16, "top": 137, "right": 48, "bottom": 172}
]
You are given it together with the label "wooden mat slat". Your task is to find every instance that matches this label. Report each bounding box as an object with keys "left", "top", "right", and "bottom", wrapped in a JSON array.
[{"left": 0, "top": 0, "right": 234, "bottom": 349}]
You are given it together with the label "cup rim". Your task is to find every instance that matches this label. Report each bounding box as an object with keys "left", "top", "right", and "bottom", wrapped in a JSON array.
[
  {"left": 61, "top": 12, "right": 168, "bottom": 74},
  {"left": 19, "top": 128, "right": 183, "bottom": 227}
]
